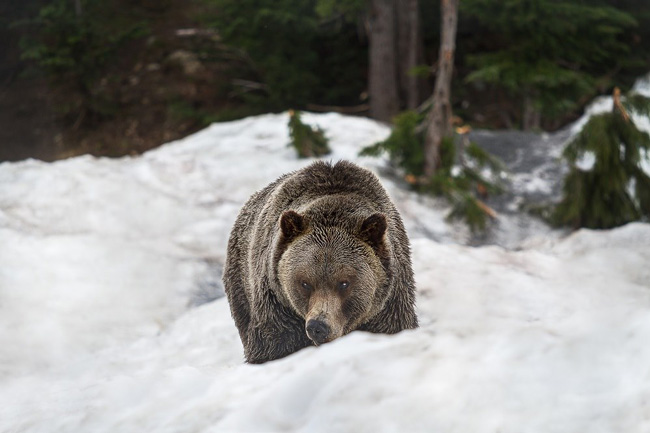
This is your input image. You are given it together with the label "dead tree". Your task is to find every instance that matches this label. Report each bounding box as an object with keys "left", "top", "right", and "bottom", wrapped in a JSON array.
[
  {"left": 368, "top": 0, "right": 399, "bottom": 122},
  {"left": 423, "top": 0, "right": 459, "bottom": 177}
]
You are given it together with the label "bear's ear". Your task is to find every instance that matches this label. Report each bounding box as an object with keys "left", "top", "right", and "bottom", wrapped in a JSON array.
[
  {"left": 359, "top": 213, "right": 387, "bottom": 251},
  {"left": 280, "top": 210, "right": 305, "bottom": 242}
]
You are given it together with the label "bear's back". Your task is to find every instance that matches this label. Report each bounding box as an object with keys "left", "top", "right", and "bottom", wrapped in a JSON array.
[{"left": 274, "top": 160, "right": 389, "bottom": 210}]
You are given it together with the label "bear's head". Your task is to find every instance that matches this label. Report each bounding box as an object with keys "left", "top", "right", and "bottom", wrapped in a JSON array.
[{"left": 276, "top": 210, "right": 390, "bottom": 345}]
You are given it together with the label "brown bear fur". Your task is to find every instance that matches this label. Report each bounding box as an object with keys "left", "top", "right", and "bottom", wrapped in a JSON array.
[{"left": 223, "top": 160, "right": 418, "bottom": 363}]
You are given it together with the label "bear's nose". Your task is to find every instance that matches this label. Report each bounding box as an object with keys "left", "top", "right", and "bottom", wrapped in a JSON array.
[{"left": 306, "top": 319, "right": 330, "bottom": 345}]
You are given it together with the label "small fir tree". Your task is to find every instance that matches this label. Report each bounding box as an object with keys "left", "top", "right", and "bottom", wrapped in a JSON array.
[
  {"left": 552, "top": 88, "right": 650, "bottom": 229},
  {"left": 288, "top": 110, "right": 331, "bottom": 158},
  {"left": 360, "top": 111, "right": 425, "bottom": 175},
  {"left": 361, "top": 110, "right": 506, "bottom": 232}
]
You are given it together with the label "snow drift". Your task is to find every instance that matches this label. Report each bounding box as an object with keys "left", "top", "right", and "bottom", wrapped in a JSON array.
[{"left": 1, "top": 112, "right": 649, "bottom": 433}]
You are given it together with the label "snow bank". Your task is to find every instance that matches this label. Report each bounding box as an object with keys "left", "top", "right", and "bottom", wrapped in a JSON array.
[{"left": 1, "top": 112, "right": 649, "bottom": 433}]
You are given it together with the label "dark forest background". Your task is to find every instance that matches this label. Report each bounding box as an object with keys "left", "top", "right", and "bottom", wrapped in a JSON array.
[{"left": 1, "top": 0, "right": 649, "bottom": 162}]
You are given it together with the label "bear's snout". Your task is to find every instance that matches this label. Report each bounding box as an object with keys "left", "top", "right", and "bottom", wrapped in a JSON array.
[{"left": 306, "top": 319, "right": 331, "bottom": 345}]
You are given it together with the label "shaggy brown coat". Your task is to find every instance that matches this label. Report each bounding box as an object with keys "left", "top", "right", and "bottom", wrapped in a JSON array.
[{"left": 223, "top": 160, "right": 417, "bottom": 363}]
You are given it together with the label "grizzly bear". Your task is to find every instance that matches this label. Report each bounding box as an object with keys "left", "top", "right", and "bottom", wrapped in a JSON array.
[{"left": 223, "top": 160, "right": 417, "bottom": 363}]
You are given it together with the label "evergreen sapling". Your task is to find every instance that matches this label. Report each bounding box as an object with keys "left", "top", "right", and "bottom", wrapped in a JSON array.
[
  {"left": 360, "top": 110, "right": 506, "bottom": 232},
  {"left": 553, "top": 88, "right": 650, "bottom": 229},
  {"left": 288, "top": 110, "right": 331, "bottom": 158}
]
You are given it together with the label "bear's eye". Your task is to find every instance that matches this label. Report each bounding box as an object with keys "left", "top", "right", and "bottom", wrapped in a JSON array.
[
  {"left": 338, "top": 281, "right": 350, "bottom": 291},
  {"left": 301, "top": 281, "right": 313, "bottom": 292}
]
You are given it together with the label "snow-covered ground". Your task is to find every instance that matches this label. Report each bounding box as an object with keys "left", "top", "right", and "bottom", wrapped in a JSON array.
[{"left": 1, "top": 108, "right": 650, "bottom": 432}]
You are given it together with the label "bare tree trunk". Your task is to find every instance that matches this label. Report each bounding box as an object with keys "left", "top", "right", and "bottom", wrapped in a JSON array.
[
  {"left": 405, "top": 0, "right": 421, "bottom": 109},
  {"left": 423, "top": 0, "right": 458, "bottom": 177},
  {"left": 396, "top": 0, "right": 424, "bottom": 110},
  {"left": 395, "top": 3, "right": 407, "bottom": 109},
  {"left": 74, "top": 0, "right": 83, "bottom": 17},
  {"left": 522, "top": 91, "right": 541, "bottom": 130},
  {"left": 368, "top": 0, "right": 399, "bottom": 123}
]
